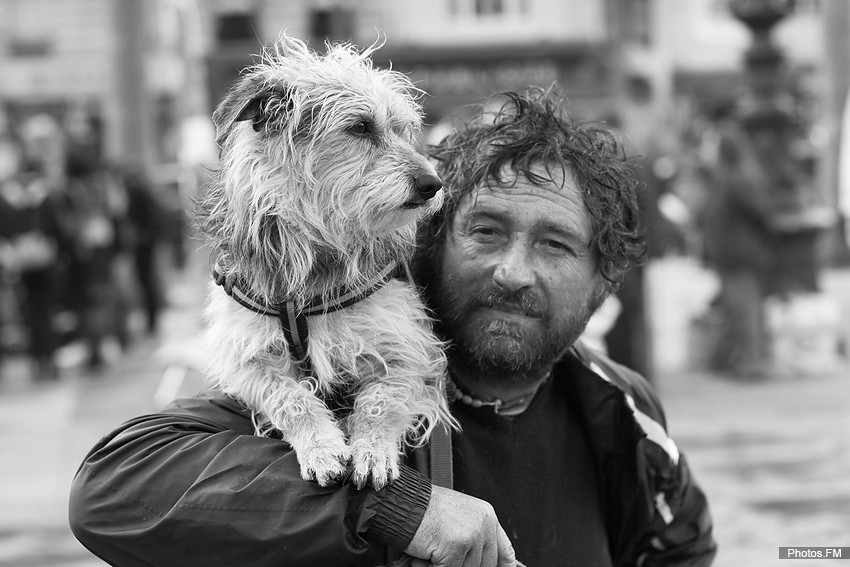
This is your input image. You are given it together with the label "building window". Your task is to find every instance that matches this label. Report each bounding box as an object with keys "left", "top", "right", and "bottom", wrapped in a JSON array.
[
  {"left": 9, "top": 38, "right": 52, "bottom": 57},
  {"left": 215, "top": 12, "right": 256, "bottom": 44},
  {"left": 715, "top": 0, "right": 819, "bottom": 14},
  {"left": 475, "top": 0, "right": 504, "bottom": 15},
  {"left": 310, "top": 7, "right": 354, "bottom": 45},
  {"left": 624, "top": 0, "right": 652, "bottom": 46},
  {"left": 450, "top": 0, "right": 527, "bottom": 18},
  {"left": 4, "top": 0, "right": 53, "bottom": 58},
  {"left": 792, "top": 0, "right": 821, "bottom": 14}
]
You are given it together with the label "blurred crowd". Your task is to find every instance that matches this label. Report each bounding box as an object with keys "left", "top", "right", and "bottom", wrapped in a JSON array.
[
  {"left": 0, "top": 112, "right": 187, "bottom": 382},
  {"left": 0, "top": 93, "right": 836, "bottom": 387},
  {"left": 601, "top": 81, "right": 830, "bottom": 383}
]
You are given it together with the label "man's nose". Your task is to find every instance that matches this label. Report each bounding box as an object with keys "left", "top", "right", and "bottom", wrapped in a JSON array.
[{"left": 492, "top": 242, "right": 535, "bottom": 293}]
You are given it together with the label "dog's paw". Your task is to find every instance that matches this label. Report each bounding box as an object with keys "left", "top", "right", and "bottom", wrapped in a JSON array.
[
  {"left": 349, "top": 440, "right": 400, "bottom": 490},
  {"left": 298, "top": 437, "right": 352, "bottom": 487}
]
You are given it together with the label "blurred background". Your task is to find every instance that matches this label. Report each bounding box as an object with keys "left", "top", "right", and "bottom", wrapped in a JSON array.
[{"left": 0, "top": 1, "right": 847, "bottom": 566}]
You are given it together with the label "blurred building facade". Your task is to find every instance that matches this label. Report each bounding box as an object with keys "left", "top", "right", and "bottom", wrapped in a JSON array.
[
  {"left": 0, "top": 0, "right": 846, "bottom": 219},
  {"left": 0, "top": 0, "right": 203, "bottom": 169},
  {"left": 204, "top": 0, "right": 614, "bottom": 125},
  {"left": 201, "top": 0, "right": 829, "bottom": 135}
]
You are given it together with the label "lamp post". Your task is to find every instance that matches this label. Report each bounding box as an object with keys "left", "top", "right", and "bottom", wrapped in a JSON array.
[
  {"left": 729, "top": 0, "right": 841, "bottom": 376},
  {"left": 114, "top": 0, "right": 153, "bottom": 169},
  {"left": 729, "top": 0, "right": 835, "bottom": 294}
]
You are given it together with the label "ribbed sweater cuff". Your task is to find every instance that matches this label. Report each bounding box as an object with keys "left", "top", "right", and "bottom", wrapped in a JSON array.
[{"left": 367, "top": 465, "right": 432, "bottom": 550}]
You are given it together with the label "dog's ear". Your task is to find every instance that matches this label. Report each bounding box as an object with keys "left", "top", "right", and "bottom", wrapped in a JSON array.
[
  {"left": 213, "top": 79, "right": 293, "bottom": 147},
  {"left": 234, "top": 94, "right": 271, "bottom": 133},
  {"left": 213, "top": 76, "right": 269, "bottom": 146}
]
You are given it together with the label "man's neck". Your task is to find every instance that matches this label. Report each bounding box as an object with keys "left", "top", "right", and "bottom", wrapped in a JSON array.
[{"left": 448, "top": 355, "right": 554, "bottom": 405}]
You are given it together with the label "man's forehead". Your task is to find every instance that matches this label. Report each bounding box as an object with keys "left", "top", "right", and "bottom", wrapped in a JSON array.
[
  {"left": 459, "top": 165, "right": 582, "bottom": 211},
  {"left": 450, "top": 163, "right": 590, "bottom": 235}
]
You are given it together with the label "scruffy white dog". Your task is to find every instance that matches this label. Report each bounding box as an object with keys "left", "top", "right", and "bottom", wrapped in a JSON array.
[{"left": 196, "top": 34, "right": 456, "bottom": 490}]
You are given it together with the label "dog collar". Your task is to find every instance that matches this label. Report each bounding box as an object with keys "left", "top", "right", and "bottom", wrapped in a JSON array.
[{"left": 212, "top": 260, "right": 402, "bottom": 369}]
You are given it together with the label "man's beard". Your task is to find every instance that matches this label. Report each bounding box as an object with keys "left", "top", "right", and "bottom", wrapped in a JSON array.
[{"left": 431, "top": 275, "right": 602, "bottom": 378}]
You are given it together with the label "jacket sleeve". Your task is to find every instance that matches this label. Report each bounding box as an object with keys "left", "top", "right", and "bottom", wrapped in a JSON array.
[
  {"left": 634, "top": 450, "right": 717, "bottom": 567},
  {"left": 626, "top": 378, "right": 717, "bottom": 567},
  {"left": 68, "top": 400, "right": 431, "bottom": 567},
  {"left": 578, "top": 346, "right": 717, "bottom": 567}
]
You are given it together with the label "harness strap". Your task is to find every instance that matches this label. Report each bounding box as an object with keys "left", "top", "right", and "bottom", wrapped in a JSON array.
[
  {"left": 212, "top": 260, "right": 401, "bottom": 373},
  {"left": 278, "top": 301, "right": 310, "bottom": 364},
  {"left": 428, "top": 424, "right": 454, "bottom": 490}
]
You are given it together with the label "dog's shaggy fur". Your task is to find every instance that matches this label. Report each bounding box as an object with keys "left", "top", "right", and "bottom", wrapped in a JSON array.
[{"left": 196, "top": 35, "right": 456, "bottom": 489}]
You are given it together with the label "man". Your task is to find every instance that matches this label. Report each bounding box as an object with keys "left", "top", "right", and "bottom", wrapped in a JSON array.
[
  {"left": 697, "top": 118, "right": 774, "bottom": 379},
  {"left": 69, "top": 87, "right": 716, "bottom": 567}
]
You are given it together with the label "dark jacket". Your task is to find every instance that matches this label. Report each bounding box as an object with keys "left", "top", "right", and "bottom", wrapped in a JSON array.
[{"left": 69, "top": 342, "right": 716, "bottom": 567}]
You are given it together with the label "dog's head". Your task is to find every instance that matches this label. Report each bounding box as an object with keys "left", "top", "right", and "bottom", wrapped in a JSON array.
[{"left": 201, "top": 34, "right": 442, "bottom": 301}]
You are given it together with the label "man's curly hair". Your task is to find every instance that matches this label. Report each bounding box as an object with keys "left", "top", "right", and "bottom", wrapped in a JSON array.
[{"left": 416, "top": 86, "right": 646, "bottom": 293}]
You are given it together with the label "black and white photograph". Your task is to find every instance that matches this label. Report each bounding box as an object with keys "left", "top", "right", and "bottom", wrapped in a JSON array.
[{"left": 0, "top": 1, "right": 847, "bottom": 566}]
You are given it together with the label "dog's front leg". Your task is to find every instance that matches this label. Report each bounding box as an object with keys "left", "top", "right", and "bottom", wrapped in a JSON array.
[
  {"left": 346, "top": 379, "right": 421, "bottom": 490},
  {"left": 257, "top": 375, "right": 352, "bottom": 487}
]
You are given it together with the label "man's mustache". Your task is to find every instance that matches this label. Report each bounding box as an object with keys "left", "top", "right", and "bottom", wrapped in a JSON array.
[{"left": 477, "top": 288, "right": 547, "bottom": 318}]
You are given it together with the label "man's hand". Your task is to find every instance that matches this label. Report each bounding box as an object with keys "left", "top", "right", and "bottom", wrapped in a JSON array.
[{"left": 404, "top": 485, "right": 517, "bottom": 567}]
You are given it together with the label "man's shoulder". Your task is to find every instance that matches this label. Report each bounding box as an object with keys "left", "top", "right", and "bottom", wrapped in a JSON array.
[
  {"left": 566, "top": 341, "right": 666, "bottom": 424},
  {"left": 566, "top": 341, "right": 681, "bottom": 466},
  {"left": 156, "top": 390, "right": 256, "bottom": 434},
  {"left": 102, "top": 390, "right": 256, "bottom": 440},
  {"left": 569, "top": 341, "right": 650, "bottom": 390},
  {"left": 76, "top": 391, "right": 257, "bottom": 468}
]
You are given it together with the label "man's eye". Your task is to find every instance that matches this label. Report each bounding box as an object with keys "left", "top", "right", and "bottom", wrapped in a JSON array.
[
  {"left": 470, "top": 226, "right": 498, "bottom": 237},
  {"left": 468, "top": 226, "right": 503, "bottom": 244},
  {"left": 542, "top": 240, "right": 570, "bottom": 253},
  {"left": 349, "top": 120, "right": 372, "bottom": 136}
]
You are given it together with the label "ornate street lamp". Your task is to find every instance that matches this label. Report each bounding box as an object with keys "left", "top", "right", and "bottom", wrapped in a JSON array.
[
  {"left": 728, "top": 0, "right": 843, "bottom": 377},
  {"left": 729, "top": 0, "right": 835, "bottom": 294}
]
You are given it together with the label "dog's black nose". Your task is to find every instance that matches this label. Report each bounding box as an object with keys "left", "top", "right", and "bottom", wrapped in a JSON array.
[{"left": 415, "top": 173, "right": 443, "bottom": 201}]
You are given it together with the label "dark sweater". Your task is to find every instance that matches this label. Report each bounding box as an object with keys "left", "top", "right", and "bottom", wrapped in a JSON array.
[{"left": 452, "top": 373, "right": 613, "bottom": 567}]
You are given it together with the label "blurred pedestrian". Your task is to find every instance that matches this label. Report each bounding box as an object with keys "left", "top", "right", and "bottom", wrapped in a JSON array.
[
  {"left": 1, "top": 116, "right": 70, "bottom": 380},
  {"left": 122, "top": 166, "right": 165, "bottom": 335},
  {"left": 0, "top": 133, "right": 24, "bottom": 370},
  {"left": 64, "top": 147, "right": 128, "bottom": 370},
  {"left": 604, "top": 149, "right": 667, "bottom": 380},
  {"left": 604, "top": 76, "right": 686, "bottom": 381},
  {"left": 696, "top": 121, "right": 774, "bottom": 379}
]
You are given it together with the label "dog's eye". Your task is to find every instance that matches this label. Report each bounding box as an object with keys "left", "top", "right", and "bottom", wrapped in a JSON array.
[{"left": 349, "top": 120, "right": 373, "bottom": 137}]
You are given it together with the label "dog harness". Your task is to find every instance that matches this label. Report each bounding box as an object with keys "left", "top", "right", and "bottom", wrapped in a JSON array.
[
  {"left": 212, "top": 260, "right": 401, "bottom": 370},
  {"left": 212, "top": 260, "right": 456, "bottom": 498}
]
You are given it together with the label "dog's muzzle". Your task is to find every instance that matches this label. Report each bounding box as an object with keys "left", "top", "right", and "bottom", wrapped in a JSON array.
[{"left": 403, "top": 173, "right": 442, "bottom": 209}]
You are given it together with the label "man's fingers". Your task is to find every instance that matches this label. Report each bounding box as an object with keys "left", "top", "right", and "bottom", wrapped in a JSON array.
[
  {"left": 404, "top": 485, "right": 519, "bottom": 567},
  {"left": 462, "top": 543, "right": 483, "bottom": 567},
  {"left": 496, "top": 523, "right": 517, "bottom": 567},
  {"left": 481, "top": 536, "right": 498, "bottom": 567}
]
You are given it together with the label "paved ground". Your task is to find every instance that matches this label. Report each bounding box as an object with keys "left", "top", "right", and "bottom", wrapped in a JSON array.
[
  {"left": 0, "top": 252, "right": 211, "bottom": 567},
  {"left": 647, "top": 259, "right": 850, "bottom": 567},
  {"left": 0, "top": 255, "right": 847, "bottom": 567}
]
